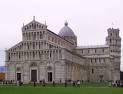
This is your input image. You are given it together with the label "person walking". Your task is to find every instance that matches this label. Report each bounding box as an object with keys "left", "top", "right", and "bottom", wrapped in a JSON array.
[
  {"left": 77, "top": 80, "right": 80, "bottom": 87},
  {"left": 53, "top": 81, "right": 55, "bottom": 87},
  {"left": 33, "top": 81, "right": 36, "bottom": 87},
  {"left": 65, "top": 80, "right": 67, "bottom": 87}
]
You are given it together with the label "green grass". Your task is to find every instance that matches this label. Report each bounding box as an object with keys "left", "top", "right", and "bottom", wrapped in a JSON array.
[{"left": 0, "top": 84, "right": 123, "bottom": 94}]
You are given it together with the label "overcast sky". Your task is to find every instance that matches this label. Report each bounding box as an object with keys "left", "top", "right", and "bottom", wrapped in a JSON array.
[{"left": 0, "top": 0, "right": 123, "bottom": 71}]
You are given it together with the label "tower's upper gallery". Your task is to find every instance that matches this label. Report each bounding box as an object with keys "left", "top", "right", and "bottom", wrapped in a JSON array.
[{"left": 22, "top": 17, "right": 47, "bottom": 31}]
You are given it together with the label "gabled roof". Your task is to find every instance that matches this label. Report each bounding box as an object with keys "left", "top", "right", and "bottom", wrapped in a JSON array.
[
  {"left": 22, "top": 18, "right": 47, "bottom": 31},
  {"left": 7, "top": 41, "right": 22, "bottom": 51}
]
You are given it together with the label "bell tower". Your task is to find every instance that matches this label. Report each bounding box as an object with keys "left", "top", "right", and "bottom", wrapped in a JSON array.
[{"left": 106, "top": 28, "right": 121, "bottom": 80}]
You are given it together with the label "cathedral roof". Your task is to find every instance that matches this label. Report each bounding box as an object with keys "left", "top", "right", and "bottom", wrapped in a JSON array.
[
  {"left": 76, "top": 45, "right": 109, "bottom": 49},
  {"left": 58, "top": 22, "right": 76, "bottom": 37},
  {"left": 83, "top": 55, "right": 112, "bottom": 58}
]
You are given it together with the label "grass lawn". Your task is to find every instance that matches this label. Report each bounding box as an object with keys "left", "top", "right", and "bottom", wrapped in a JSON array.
[{"left": 0, "top": 85, "right": 123, "bottom": 94}]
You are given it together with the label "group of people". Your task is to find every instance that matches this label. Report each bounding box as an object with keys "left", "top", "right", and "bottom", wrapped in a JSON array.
[
  {"left": 33, "top": 80, "right": 46, "bottom": 87},
  {"left": 0, "top": 80, "right": 98, "bottom": 87},
  {"left": 1, "top": 79, "right": 123, "bottom": 87},
  {"left": 32, "top": 80, "right": 81, "bottom": 87},
  {"left": 111, "top": 80, "right": 123, "bottom": 87},
  {"left": 0, "top": 80, "right": 15, "bottom": 85},
  {"left": 71, "top": 80, "right": 81, "bottom": 87}
]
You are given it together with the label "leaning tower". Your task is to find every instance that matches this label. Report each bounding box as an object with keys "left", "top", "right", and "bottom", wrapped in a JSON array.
[{"left": 106, "top": 28, "right": 121, "bottom": 81}]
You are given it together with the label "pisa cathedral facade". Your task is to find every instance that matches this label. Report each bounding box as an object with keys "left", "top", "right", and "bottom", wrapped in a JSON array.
[{"left": 5, "top": 18, "right": 121, "bottom": 83}]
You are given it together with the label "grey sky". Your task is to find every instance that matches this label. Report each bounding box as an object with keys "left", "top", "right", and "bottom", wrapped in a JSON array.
[{"left": 0, "top": 0, "right": 123, "bottom": 71}]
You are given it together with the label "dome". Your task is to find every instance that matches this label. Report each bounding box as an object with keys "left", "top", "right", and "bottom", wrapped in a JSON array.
[{"left": 58, "top": 22, "right": 76, "bottom": 37}]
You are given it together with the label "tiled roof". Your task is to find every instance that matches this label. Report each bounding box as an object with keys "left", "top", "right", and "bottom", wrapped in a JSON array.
[{"left": 76, "top": 45, "right": 109, "bottom": 49}]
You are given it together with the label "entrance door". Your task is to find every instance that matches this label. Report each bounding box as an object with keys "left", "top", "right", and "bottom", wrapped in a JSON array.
[
  {"left": 31, "top": 70, "right": 37, "bottom": 82},
  {"left": 17, "top": 73, "right": 21, "bottom": 81},
  {"left": 48, "top": 72, "right": 52, "bottom": 82}
]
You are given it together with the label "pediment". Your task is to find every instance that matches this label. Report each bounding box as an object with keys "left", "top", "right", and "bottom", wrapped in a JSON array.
[{"left": 22, "top": 19, "right": 47, "bottom": 31}]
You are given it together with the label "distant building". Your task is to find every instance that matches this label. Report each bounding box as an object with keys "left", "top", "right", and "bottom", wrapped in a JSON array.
[
  {"left": 5, "top": 18, "right": 121, "bottom": 83},
  {"left": 0, "top": 66, "right": 6, "bottom": 81}
]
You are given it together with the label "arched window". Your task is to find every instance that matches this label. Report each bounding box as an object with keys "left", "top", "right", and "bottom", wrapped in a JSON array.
[
  {"left": 8, "top": 54, "right": 10, "bottom": 60},
  {"left": 27, "top": 44, "right": 29, "bottom": 49},
  {"left": 110, "top": 33, "right": 112, "bottom": 36},
  {"left": 19, "top": 53, "right": 20, "bottom": 59},
  {"left": 95, "top": 49, "right": 96, "bottom": 53},
  {"left": 33, "top": 32, "right": 36, "bottom": 40},
  {"left": 32, "top": 24, "right": 33, "bottom": 27},
  {"left": 30, "top": 25, "right": 31, "bottom": 29},
  {"left": 40, "top": 32, "right": 42, "bottom": 39},
  {"left": 88, "top": 50, "right": 90, "bottom": 53},
  {"left": 110, "top": 39, "right": 112, "bottom": 43},
  {"left": 92, "top": 68, "right": 94, "bottom": 74},
  {"left": 33, "top": 42, "right": 35, "bottom": 49},
  {"left": 37, "top": 24, "right": 38, "bottom": 28},
  {"left": 102, "top": 49, "right": 104, "bottom": 53},
  {"left": 81, "top": 50, "right": 83, "bottom": 53},
  {"left": 33, "top": 51, "right": 35, "bottom": 58},
  {"left": 50, "top": 52, "right": 51, "bottom": 58}
]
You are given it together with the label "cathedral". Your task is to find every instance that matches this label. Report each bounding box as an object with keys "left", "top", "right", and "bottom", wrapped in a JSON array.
[{"left": 5, "top": 17, "right": 121, "bottom": 83}]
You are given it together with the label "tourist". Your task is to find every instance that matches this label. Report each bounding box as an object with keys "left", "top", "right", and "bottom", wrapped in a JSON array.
[
  {"left": 65, "top": 80, "right": 67, "bottom": 87},
  {"left": 72, "top": 81, "right": 75, "bottom": 87},
  {"left": 53, "top": 81, "right": 55, "bottom": 87},
  {"left": 42, "top": 80, "right": 46, "bottom": 87},
  {"left": 33, "top": 81, "right": 36, "bottom": 87},
  {"left": 77, "top": 80, "right": 80, "bottom": 87}
]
